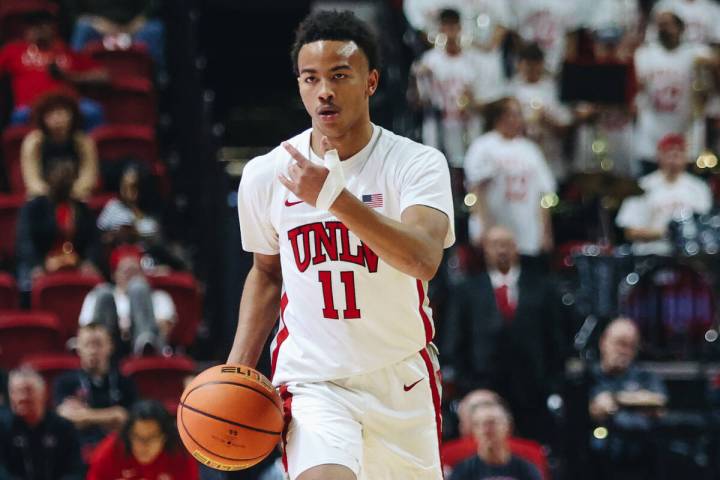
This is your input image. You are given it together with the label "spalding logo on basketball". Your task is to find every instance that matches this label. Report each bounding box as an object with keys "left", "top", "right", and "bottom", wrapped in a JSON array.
[{"left": 177, "top": 364, "right": 283, "bottom": 471}]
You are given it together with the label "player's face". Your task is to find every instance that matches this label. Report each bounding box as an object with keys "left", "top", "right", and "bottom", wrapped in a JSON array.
[
  {"left": 297, "top": 40, "right": 378, "bottom": 139},
  {"left": 518, "top": 59, "right": 544, "bottom": 83},
  {"left": 439, "top": 21, "right": 461, "bottom": 46}
]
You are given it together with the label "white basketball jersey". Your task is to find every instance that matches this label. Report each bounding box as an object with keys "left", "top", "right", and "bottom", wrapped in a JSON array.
[{"left": 237, "top": 126, "right": 455, "bottom": 386}]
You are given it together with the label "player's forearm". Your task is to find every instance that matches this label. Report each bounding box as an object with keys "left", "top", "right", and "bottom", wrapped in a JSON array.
[
  {"left": 625, "top": 227, "right": 664, "bottom": 242},
  {"left": 227, "top": 266, "right": 283, "bottom": 366},
  {"left": 329, "top": 190, "right": 443, "bottom": 281}
]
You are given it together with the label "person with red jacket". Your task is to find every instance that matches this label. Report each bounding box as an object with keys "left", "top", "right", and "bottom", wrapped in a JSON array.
[
  {"left": 0, "top": 10, "right": 109, "bottom": 129},
  {"left": 87, "top": 399, "right": 199, "bottom": 480}
]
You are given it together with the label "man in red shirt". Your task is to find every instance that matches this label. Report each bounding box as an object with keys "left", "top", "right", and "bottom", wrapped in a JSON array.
[{"left": 0, "top": 10, "right": 109, "bottom": 129}]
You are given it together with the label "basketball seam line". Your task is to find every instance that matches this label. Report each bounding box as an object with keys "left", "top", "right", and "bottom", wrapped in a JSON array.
[
  {"left": 179, "top": 402, "right": 282, "bottom": 435},
  {"left": 182, "top": 380, "right": 280, "bottom": 407}
]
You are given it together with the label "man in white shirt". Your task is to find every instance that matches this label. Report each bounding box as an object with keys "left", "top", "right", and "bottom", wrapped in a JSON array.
[
  {"left": 508, "top": 43, "right": 572, "bottom": 179},
  {"left": 633, "top": 10, "right": 716, "bottom": 167},
  {"left": 410, "top": 8, "right": 488, "bottom": 167},
  {"left": 464, "top": 97, "right": 556, "bottom": 255},
  {"left": 79, "top": 250, "right": 176, "bottom": 354},
  {"left": 231, "top": 11, "right": 454, "bottom": 480},
  {"left": 650, "top": 0, "right": 720, "bottom": 45},
  {"left": 616, "top": 133, "right": 713, "bottom": 255}
]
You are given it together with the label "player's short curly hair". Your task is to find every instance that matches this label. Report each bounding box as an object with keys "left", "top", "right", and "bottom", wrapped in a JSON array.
[{"left": 290, "top": 10, "right": 380, "bottom": 75}]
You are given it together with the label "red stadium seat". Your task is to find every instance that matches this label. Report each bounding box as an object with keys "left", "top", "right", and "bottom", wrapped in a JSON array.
[
  {"left": 441, "top": 436, "right": 549, "bottom": 480},
  {"left": 87, "top": 76, "right": 156, "bottom": 126},
  {"left": 0, "top": 272, "right": 18, "bottom": 309},
  {"left": 91, "top": 124, "right": 159, "bottom": 165},
  {"left": 22, "top": 352, "right": 81, "bottom": 404},
  {"left": 147, "top": 272, "right": 202, "bottom": 348},
  {"left": 120, "top": 354, "right": 196, "bottom": 413},
  {"left": 2, "top": 124, "right": 33, "bottom": 193},
  {"left": 83, "top": 42, "right": 154, "bottom": 79},
  {"left": 31, "top": 271, "right": 104, "bottom": 342},
  {"left": 0, "top": 310, "right": 63, "bottom": 369},
  {"left": 0, "top": 194, "right": 24, "bottom": 263}
]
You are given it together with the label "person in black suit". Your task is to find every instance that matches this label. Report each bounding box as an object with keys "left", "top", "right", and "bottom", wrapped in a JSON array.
[{"left": 442, "top": 225, "right": 565, "bottom": 442}]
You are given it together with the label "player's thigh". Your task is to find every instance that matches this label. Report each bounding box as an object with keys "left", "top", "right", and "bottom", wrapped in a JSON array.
[
  {"left": 297, "top": 464, "right": 356, "bottom": 480},
  {"left": 283, "top": 382, "right": 363, "bottom": 480},
  {"left": 359, "top": 347, "right": 443, "bottom": 479}
]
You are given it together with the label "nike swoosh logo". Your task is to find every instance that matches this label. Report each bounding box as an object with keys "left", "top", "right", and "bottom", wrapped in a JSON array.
[
  {"left": 403, "top": 378, "right": 423, "bottom": 392},
  {"left": 285, "top": 199, "right": 303, "bottom": 207}
]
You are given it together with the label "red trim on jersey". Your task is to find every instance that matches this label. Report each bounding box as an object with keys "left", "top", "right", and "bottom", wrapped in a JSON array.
[
  {"left": 271, "top": 293, "right": 289, "bottom": 379},
  {"left": 279, "top": 384, "right": 294, "bottom": 473},
  {"left": 416, "top": 280, "right": 433, "bottom": 343},
  {"left": 420, "top": 348, "right": 444, "bottom": 478}
]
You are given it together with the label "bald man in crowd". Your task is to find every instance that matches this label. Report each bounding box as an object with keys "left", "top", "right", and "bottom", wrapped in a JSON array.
[
  {"left": 0, "top": 367, "right": 84, "bottom": 479},
  {"left": 443, "top": 226, "right": 566, "bottom": 442},
  {"left": 588, "top": 317, "right": 667, "bottom": 480}
]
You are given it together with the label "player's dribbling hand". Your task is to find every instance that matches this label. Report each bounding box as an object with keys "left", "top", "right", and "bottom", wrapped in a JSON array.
[{"left": 280, "top": 139, "right": 331, "bottom": 207}]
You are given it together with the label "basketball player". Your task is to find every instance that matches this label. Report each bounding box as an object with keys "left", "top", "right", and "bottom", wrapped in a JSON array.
[{"left": 229, "top": 10, "right": 454, "bottom": 480}]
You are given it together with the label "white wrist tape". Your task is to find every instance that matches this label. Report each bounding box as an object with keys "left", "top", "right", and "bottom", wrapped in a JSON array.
[{"left": 315, "top": 149, "right": 345, "bottom": 210}]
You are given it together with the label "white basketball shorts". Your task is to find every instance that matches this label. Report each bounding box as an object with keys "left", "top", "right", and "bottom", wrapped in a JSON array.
[{"left": 278, "top": 345, "right": 443, "bottom": 480}]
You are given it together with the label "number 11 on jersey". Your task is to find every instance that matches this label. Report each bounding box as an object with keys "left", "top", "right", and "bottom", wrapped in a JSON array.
[{"left": 318, "top": 271, "right": 361, "bottom": 320}]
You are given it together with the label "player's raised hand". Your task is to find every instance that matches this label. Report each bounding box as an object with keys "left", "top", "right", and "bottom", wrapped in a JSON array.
[{"left": 279, "top": 141, "right": 330, "bottom": 207}]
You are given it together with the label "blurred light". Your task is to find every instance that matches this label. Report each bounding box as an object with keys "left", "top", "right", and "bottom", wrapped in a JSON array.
[
  {"left": 540, "top": 193, "right": 558, "bottom": 209},
  {"left": 530, "top": 99, "right": 543, "bottom": 110},
  {"left": 705, "top": 329, "right": 719, "bottom": 343},
  {"left": 697, "top": 151, "right": 717, "bottom": 169},
  {"left": 464, "top": 193, "right": 477, "bottom": 207},
  {"left": 593, "top": 427, "right": 608, "bottom": 439},
  {"left": 547, "top": 394, "right": 563, "bottom": 411},
  {"left": 600, "top": 158, "right": 614, "bottom": 171},
  {"left": 434, "top": 33, "right": 448, "bottom": 48},
  {"left": 456, "top": 95, "right": 470, "bottom": 109},
  {"left": 626, "top": 272, "right": 640, "bottom": 285},
  {"left": 476, "top": 14, "right": 491, "bottom": 28},
  {"left": 591, "top": 140, "right": 607, "bottom": 154}
]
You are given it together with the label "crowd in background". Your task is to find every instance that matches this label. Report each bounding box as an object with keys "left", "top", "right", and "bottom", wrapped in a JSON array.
[{"left": 403, "top": 0, "right": 720, "bottom": 479}]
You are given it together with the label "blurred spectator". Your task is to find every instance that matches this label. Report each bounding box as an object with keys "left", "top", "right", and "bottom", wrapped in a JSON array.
[
  {"left": 633, "top": 10, "right": 717, "bottom": 167},
  {"left": 442, "top": 226, "right": 564, "bottom": 442},
  {"left": 15, "top": 157, "right": 101, "bottom": 292},
  {"left": 403, "top": 0, "right": 513, "bottom": 51},
  {"left": 616, "top": 133, "right": 712, "bottom": 255},
  {"left": 449, "top": 393, "right": 542, "bottom": 480},
  {"left": 86, "top": 399, "right": 199, "bottom": 480},
  {"left": 464, "top": 97, "right": 556, "bottom": 254},
  {"left": 0, "top": 367, "right": 84, "bottom": 480},
  {"left": 97, "top": 163, "right": 185, "bottom": 271},
  {"left": 0, "top": 369, "right": 8, "bottom": 425},
  {"left": 509, "top": 42, "right": 572, "bottom": 178},
  {"left": 510, "top": 0, "right": 579, "bottom": 74},
  {"left": 79, "top": 250, "right": 176, "bottom": 354},
  {"left": 69, "top": 0, "right": 165, "bottom": 68},
  {"left": 650, "top": 0, "right": 720, "bottom": 45},
  {"left": 54, "top": 323, "right": 137, "bottom": 456},
  {"left": 588, "top": 317, "right": 667, "bottom": 480},
  {"left": 409, "top": 8, "right": 483, "bottom": 168},
  {"left": 21, "top": 91, "right": 98, "bottom": 200},
  {"left": 0, "top": 10, "right": 108, "bottom": 129}
]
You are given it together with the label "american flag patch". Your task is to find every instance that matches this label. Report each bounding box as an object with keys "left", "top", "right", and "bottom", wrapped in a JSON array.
[{"left": 362, "top": 193, "right": 383, "bottom": 208}]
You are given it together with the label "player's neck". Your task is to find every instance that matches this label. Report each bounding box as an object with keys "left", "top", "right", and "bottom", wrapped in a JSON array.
[
  {"left": 311, "top": 120, "right": 373, "bottom": 160},
  {"left": 478, "top": 442, "right": 511, "bottom": 465}
]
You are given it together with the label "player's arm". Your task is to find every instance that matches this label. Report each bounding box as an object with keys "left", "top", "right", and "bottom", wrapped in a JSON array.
[
  {"left": 227, "top": 253, "right": 283, "bottom": 366},
  {"left": 330, "top": 192, "right": 448, "bottom": 281},
  {"left": 280, "top": 142, "right": 448, "bottom": 281}
]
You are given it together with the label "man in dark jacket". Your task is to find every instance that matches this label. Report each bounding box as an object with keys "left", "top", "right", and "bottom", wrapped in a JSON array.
[
  {"left": 442, "top": 226, "right": 566, "bottom": 442},
  {"left": 0, "top": 367, "right": 84, "bottom": 480}
]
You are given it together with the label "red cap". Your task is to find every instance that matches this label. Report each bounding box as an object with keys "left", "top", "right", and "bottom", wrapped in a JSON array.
[
  {"left": 109, "top": 244, "right": 143, "bottom": 272},
  {"left": 657, "top": 133, "right": 685, "bottom": 152}
]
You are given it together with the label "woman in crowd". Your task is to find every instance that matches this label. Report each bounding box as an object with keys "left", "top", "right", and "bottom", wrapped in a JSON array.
[
  {"left": 86, "top": 399, "right": 199, "bottom": 480},
  {"left": 20, "top": 91, "right": 98, "bottom": 201}
]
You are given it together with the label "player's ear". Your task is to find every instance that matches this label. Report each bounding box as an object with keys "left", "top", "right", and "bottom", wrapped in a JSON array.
[{"left": 367, "top": 69, "right": 379, "bottom": 97}]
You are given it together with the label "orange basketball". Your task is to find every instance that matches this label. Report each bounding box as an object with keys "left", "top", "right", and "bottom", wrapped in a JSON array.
[{"left": 177, "top": 364, "right": 284, "bottom": 471}]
